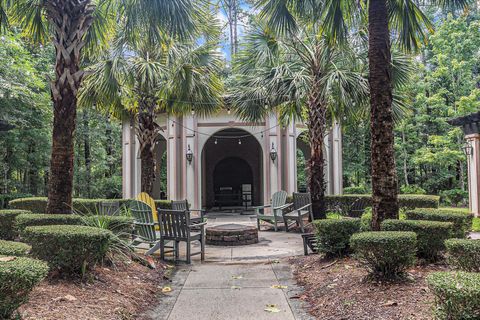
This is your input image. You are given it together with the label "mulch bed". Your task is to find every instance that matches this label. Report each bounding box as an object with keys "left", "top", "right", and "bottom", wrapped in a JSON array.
[
  {"left": 19, "top": 259, "right": 172, "bottom": 320},
  {"left": 290, "top": 255, "right": 448, "bottom": 320}
]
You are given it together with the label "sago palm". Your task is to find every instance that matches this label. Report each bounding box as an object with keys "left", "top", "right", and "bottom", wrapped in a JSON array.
[
  {"left": 258, "top": 0, "right": 472, "bottom": 229},
  {"left": 2, "top": 0, "right": 203, "bottom": 213},
  {"left": 231, "top": 19, "right": 369, "bottom": 219},
  {"left": 79, "top": 33, "right": 224, "bottom": 194}
]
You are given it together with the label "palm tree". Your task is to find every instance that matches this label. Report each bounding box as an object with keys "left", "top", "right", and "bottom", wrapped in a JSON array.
[
  {"left": 231, "top": 19, "right": 368, "bottom": 219},
  {"left": 79, "top": 32, "right": 224, "bottom": 195},
  {"left": 3, "top": 0, "right": 203, "bottom": 213},
  {"left": 259, "top": 0, "right": 471, "bottom": 229}
]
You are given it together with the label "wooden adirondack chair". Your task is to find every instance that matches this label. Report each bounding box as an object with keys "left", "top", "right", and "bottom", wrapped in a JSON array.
[
  {"left": 136, "top": 192, "right": 159, "bottom": 230},
  {"left": 128, "top": 200, "right": 174, "bottom": 256},
  {"left": 254, "top": 190, "right": 290, "bottom": 232},
  {"left": 348, "top": 198, "right": 369, "bottom": 217},
  {"left": 158, "top": 209, "right": 206, "bottom": 264},
  {"left": 283, "top": 192, "right": 313, "bottom": 233},
  {"left": 171, "top": 200, "right": 205, "bottom": 225}
]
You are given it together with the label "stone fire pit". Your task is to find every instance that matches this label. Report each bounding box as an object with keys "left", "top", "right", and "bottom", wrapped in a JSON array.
[{"left": 206, "top": 224, "right": 259, "bottom": 246}]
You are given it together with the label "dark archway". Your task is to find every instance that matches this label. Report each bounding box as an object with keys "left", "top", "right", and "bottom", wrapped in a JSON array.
[{"left": 202, "top": 128, "right": 263, "bottom": 209}]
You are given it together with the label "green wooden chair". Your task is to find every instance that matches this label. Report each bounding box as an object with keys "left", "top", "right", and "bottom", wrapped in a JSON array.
[
  {"left": 283, "top": 192, "right": 313, "bottom": 233},
  {"left": 159, "top": 209, "right": 206, "bottom": 264},
  {"left": 128, "top": 200, "right": 174, "bottom": 256},
  {"left": 171, "top": 199, "right": 206, "bottom": 225},
  {"left": 254, "top": 190, "right": 290, "bottom": 232}
]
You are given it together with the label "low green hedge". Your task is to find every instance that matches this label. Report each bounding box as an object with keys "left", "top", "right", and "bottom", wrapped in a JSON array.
[
  {"left": 22, "top": 225, "right": 112, "bottom": 276},
  {"left": 350, "top": 231, "right": 417, "bottom": 279},
  {"left": 445, "top": 239, "right": 480, "bottom": 272},
  {"left": 405, "top": 208, "right": 473, "bottom": 238},
  {"left": 0, "top": 210, "right": 32, "bottom": 240},
  {"left": 314, "top": 218, "right": 361, "bottom": 257},
  {"left": 427, "top": 271, "right": 480, "bottom": 320},
  {"left": 0, "top": 240, "right": 31, "bottom": 257},
  {"left": 323, "top": 194, "right": 439, "bottom": 212},
  {"left": 360, "top": 212, "right": 372, "bottom": 232},
  {"left": 15, "top": 214, "right": 83, "bottom": 233},
  {"left": 0, "top": 194, "right": 32, "bottom": 209},
  {"left": 0, "top": 256, "right": 49, "bottom": 319},
  {"left": 9, "top": 197, "right": 171, "bottom": 214},
  {"left": 381, "top": 219, "right": 453, "bottom": 261}
]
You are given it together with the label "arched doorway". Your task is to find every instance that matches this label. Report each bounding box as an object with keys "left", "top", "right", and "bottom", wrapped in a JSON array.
[{"left": 202, "top": 128, "right": 263, "bottom": 209}]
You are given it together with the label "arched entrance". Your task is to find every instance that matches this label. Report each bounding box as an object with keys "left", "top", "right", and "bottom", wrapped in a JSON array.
[{"left": 202, "top": 128, "right": 263, "bottom": 209}]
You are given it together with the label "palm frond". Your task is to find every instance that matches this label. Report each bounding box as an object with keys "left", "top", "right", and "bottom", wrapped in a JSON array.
[{"left": 11, "top": 0, "right": 49, "bottom": 44}]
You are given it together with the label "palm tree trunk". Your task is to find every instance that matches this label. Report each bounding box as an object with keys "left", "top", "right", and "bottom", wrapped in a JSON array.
[
  {"left": 46, "top": 0, "right": 94, "bottom": 214},
  {"left": 369, "top": 0, "right": 399, "bottom": 230},
  {"left": 137, "top": 97, "right": 160, "bottom": 195},
  {"left": 308, "top": 75, "right": 327, "bottom": 220}
]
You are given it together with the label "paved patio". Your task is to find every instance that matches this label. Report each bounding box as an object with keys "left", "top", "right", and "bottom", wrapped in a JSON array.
[{"left": 144, "top": 213, "right": 312, "bottom": 320}]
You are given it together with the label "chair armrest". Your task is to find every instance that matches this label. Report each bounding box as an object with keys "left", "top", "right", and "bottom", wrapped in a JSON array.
[
  {"left": 189, "top": 222, "right": 207, "bottom": 228},
  {"left": 274, "top": 203, "right": 292, "bottom": 210},
  {"left": 296, "top": 203, "right": 312, "bottom": 212},
  {"left": 253, "top": 205, "right": 271, "bottom": 210}
]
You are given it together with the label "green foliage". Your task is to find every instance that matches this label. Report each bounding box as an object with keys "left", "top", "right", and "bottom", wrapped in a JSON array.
[
  {"left": 15, "top": 214, "right": 83, "bottom": 233},
  {"left": 350, "top": 231, "right": 417, "bottom": 279},
  {"left": 0, "top": 210, "right": 31, "bottom": 240},
  {"left": 427, "top": 272, "right": 480, "bottom": 320},
  {"left": 324, "top": 194, "right": 439, "bottom": 212},
  {"left": 22, "top": 225, "right": 112, "bottom": 276},
  {"left": 360, "top": 211, "right": 372, "bottom": 232},
  {"left": 400, "top": 185, "right": 426, "bottom": 195},
  {"left": 473, "top": 217, "right": 480, "bottom": 232},
  {"left": 313, "top": 218, "right": 361, "bottom": 257},
  {"left": 83, "top": 215, "right": 134, "bottom": 234},
  {"left": 0, "top": 194, "right": 32, "bottom": 209},
  {"left": 0, "top": 256, "right": 49, "bottom": 319},
  {"left": 445, "top": 239, "right": 480, "bottom": 272},
  {"left": 381, "top": 219, "right": 453, "bottom": 260},
  {"left": 343, "top": 186, "right": 369, "bottom": 194},
  {"left": 0, "top": 240, "right": 31, "bottom": 257},
  {"left": 405, "top": 208, "right": 473, "bottom": 238},
  {"left": 9, "top": 197, "right": 172, "bottom": 214},
  {"left": 440, "top": 189, "right": 469, "bottom": 207}
]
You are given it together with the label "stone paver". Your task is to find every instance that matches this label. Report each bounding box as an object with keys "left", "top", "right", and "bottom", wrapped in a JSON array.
[{"left": 145, "top": 213, "right": 312, "bottom": 320}]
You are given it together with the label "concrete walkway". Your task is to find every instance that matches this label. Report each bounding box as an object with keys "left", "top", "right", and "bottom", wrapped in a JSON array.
[{"left": 144, "top": 213, "right": 312, "bottom": 320}]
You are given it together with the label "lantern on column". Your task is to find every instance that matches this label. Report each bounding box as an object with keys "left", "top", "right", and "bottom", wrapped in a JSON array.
[
  {"left": 186, "top": 145, "right": 193, "bottom": 164},
  {"left": 462, "top": 141, "right": 473, "bottom": 156}
]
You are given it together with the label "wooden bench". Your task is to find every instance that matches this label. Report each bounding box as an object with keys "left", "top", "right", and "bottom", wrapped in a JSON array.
[{"left": 301, "top": 233, "right": 318, "bottom": 255}]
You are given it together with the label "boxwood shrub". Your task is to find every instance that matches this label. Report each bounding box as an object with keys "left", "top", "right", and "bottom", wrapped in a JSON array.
[
  {"left": 427, "top": 271, "right": 480, "bottom": 320},
  {"left": 0, "top": 256, "right": 49, "bottom": 319},
  {"left": 445, "top": 239, "right": 480, "bottom": 272},
  {"left": 9, "top": 197, "right": 172, "bottom": 214},
  {"left": 323, "top": 194, "right": 439, "bottom": 212},
  {"left": 23, "top": 225, "right": 112, "bottom": 276},
  {"left": 314, "top": 218, "right": 361, "bottom": 257},
  {"left": 381, "top": 219, "right": 453, "bottom": 261},
  {"left": 0, "top": 210, "right": 32, "bottom": 240},
  {"left": 405, "top": 208, "right": 473, "bottom": 238},
  {"left": 0, "top": 240, "right": 31, "bottom": 257},
  {"left": 15, "top": 214, "right": 83, "bottom": 233},
  {"left": 350, "top": 231, "right": 417, "bottom": 279}
]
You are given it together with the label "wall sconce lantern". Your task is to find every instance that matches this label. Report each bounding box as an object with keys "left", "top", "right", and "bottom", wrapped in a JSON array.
[
  {"left": 186, "top": 145, "right": 193, "bottom": 164},
  {"left": 270, "top": 143, "right": 277, "bottom": 162},
  {"left": 462, "top": 141, "right": 473, "bottom": 156}
]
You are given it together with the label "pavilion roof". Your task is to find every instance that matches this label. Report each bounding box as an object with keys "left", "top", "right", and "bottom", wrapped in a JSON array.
[{"left": 448, "top": 112, "right": 480, "bottom": 135}]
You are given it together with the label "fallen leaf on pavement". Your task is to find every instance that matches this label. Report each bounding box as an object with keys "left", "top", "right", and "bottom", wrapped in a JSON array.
[
  {"left": 271, "top": 285, "right": 288, "bottom": 289},
  {"left": 162, "top": 287, "right": 172, "bottom": 293},
  {"left": 264, "top": 304, "right": 281, "bottom": 313}
]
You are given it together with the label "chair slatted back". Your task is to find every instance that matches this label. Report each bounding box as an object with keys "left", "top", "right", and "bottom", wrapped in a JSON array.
[
  {"left": 99, "top": 201, "right": 120, "bottom": 216},
  {"left": 159, "top": 209, "right": 190, "bottom": 241},
  {"left": 272, "top": 191, "right": 288, "bottom": 208},
  {"left": 136, "top": 192, "right": 159, "bottom": 230},
  {"left": 129, "top": 200, "right": 157, "bottom": 242},
  {"left": 171, "top": 200, "right": 189, "bottom": 211},
  {"left": 349, "top": 198, "right": 368, "bottom": 217},
  {"left": 293, "top": 192, "right": 312, "bottom": 212}
]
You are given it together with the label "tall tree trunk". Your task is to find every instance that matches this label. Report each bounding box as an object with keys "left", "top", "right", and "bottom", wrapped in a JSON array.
[
  {"left": 137, "top": 97, "right": 160, "bottom": 195},
  {"left": 308, "top": 74, "right": 327, "bottom": 220},
  {"left": 83, "top": 110, "right": 92, "bottom": 198},
  {"left": 369, "top": 0, "right": 399, "bottom": 230},
  {"left": 46, "top": 0, "right": 94, "bottom": 214}
]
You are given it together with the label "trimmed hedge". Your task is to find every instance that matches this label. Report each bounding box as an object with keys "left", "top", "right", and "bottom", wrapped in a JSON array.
[
  {"left": 445, "top": 239, "right": 480, "bottom": 272},
  {"left": 22, "top": 225, "right": 112, "bottom": 276},
  {"left": 381, "top": 219, "right": 453, "bottom": 261},
  {"left": 405, "top": 208, "right": 473, "bottom": 238},
  {"left": 314, "top": 218, "right": 361, "bottom": 257},
  {"left": 360, "top": 212, "right": 372, "bottom": 232},
  {"left": 351, "top": 231, "right": 417, "bottom": 278},
  {"left": 15, "top": 214, "right": 84, "bottom": 233},
  {"left": 0, "top": 240, "right": 31, "bottom": 257},
  {"left": 0, "top": 194, "right": 32, "bottom": 209},
  {"left": 9, "top": 197, "right": 171, "bottom": 214},
  {"left": 323, "top": 194, "right": 439, "bottom": 212},
  {"left": 0, "top": 210, "right": 32, "bottom": 240},
  {"left": 0, "top": 256, "right": 49, "bottom": 319},
  {"left": 427, "top": 271, "right": 480, "bottom": 320}
]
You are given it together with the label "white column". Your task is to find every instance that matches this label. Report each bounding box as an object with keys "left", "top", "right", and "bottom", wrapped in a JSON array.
[
  {"left": 185, "top": 115, "right": 199, "bottom": 208},
  {"left": 167, "top": 116, "right": 178, "bottom": 200},
  {"left": 466, "top": 134, "right": 480, "bottom": 217},
  {"left": 284, "top": 122, "right": 297, "bottom": 194},
  {"left": 122, "top": 119, "right": 133, "bottom": 199},
  {"left": 332, "top": 122, "right": 343, "bottom": 195},
  {"left": 268, "top": 114, "right": 281, "bottom": 198}
]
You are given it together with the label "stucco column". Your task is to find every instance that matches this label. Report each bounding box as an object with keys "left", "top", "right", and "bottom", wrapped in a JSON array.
[
  {"left": 331, "top": 122, "right": 343, "bottom": 195},
  {"left": 184, "top": 115, "right": 199, "bottom": 208},
  {"left": 122, "top": 118, "right": 135, "bottom": 199},
  {"left": 280, "top": 122, "right": 297, "bottom": 194},
  {"left": 167, "top": 116, "right": 184, "bottom": 201},
  {"left": 267, "top": 114, "right": 281, "bottom": 200},
  {"left": 466, "top": 134, "right": 480, "bottom": 217}
]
